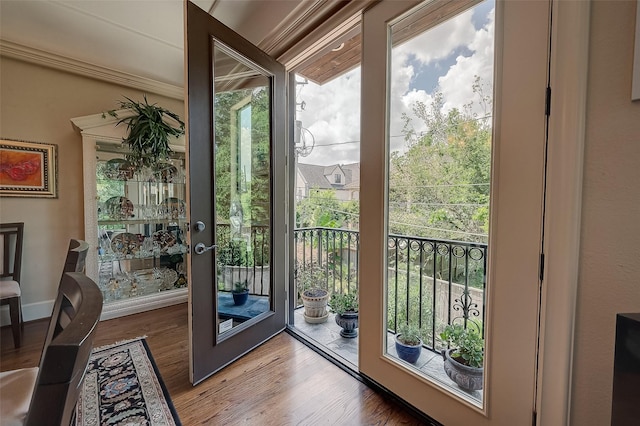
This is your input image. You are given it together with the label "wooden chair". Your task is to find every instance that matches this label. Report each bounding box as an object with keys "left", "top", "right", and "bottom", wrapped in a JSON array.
[
  {"left": 62, "top": 239, "right": 89, "bottom": 276},
  {"left": 0, "top": 272, "right": 103, "bottom": 425},
  {"left": 0, "top": 222, "right": 25, "bottom": 348}
]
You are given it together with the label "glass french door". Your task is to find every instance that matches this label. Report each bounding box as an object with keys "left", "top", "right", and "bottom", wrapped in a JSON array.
[
  {"left": 185, "top": 1, "right": 287, "bottom": 384},
  {"left": 359, "top": 0, "right": 549, "bottom": 423}
]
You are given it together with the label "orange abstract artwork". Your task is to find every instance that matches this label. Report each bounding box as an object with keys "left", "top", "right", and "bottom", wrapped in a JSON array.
[
  {"left": 0, "top": 149, "right": 43, "bottom": 188},
  {"left": 0, "top": 139, "right": 57, "bottom": 198}
]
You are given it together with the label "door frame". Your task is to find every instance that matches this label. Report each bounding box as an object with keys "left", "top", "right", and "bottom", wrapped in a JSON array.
[
  {"left": 358, "top": 0, "right": 548, "bottom": 423},
  {"left": 179, "top": 0, "right": 589, "bottom": 421},
  {"left": 535, "top": 0, "right": 590, "bottom": 424}
]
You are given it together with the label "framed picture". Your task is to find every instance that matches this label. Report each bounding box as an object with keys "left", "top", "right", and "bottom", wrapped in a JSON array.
[{"left": 0, "top": 139, "right": 58, "bottom": 198}]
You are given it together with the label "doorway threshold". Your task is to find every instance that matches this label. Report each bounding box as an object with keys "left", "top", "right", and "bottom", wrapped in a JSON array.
[{"left": 286, "top": 313, "right": 442, "bottom": 426}]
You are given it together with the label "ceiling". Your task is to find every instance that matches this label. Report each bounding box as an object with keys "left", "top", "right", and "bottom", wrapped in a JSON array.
[{"left": 0, "top": 0, "right": 334, "bottom": 90}]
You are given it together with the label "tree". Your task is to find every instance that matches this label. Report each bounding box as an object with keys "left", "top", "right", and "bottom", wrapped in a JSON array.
[
  {"left": 391, "top": 76, "right": 492, "bottom": 243},
  {"left": 296, "top": 189, "right": 359, "bottom": 229},
  {"left": 214, "top": 87, "right": 270, "bottom": 228}
]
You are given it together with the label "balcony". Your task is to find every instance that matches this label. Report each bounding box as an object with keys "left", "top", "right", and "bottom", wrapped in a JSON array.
[
  {"left": 293, "top": 227, "right": 485, "bottom": 402},
  {"left": 215, "top": 225, "right": 486, "bottom": 402}
]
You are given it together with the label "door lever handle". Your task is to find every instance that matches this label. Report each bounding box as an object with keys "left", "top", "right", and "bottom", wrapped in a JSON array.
[{"left": 194, "top": 242, "right": 217, "bottom": 255}]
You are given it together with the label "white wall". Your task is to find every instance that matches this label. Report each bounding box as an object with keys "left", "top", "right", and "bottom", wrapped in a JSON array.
[
  {"left": 0, "top": 57, "right": 183, "bottom": 323},
  {"left": 570, "top": 1, "right": 640, "bottom": 424}
]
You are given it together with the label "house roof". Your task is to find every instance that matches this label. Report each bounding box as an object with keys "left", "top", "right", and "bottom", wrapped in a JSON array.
[
  {"left": 297, "top": 162, "right": 360, "bottom": 190},
  {"left": 341, "top": 163, "right": 360, "bottom": 190}
]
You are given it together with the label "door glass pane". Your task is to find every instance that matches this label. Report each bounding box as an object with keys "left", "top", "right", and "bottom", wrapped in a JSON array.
[
  {"left": 213, "top": 42, "right": 272, "bottom": 336},
  {"left": 385, "top": 0, "right": 494, "bottom": 407}
]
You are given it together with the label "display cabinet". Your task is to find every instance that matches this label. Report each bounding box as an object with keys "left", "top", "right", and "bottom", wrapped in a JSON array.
[{"left": 72, "top": 111, "right": 188, "bottom": 320}]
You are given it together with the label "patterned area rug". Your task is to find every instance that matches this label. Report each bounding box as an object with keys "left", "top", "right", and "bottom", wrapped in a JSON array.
[{"left": 75, "top": 338, "right": 181, "bottom": 426}]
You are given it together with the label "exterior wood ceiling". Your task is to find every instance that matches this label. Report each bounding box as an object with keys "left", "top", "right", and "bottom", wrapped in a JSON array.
[
  {"left": 297, "top": 32, "right": 361, "bottom": 85},
  {"left": 295, "top": 0, "right": 481, "bottom": 86}
]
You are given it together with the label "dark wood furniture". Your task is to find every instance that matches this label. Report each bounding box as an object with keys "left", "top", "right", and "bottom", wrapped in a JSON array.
[
  {"left": 0, "top": 222, "right": 25, "bottom": 348},
  {"left": 611, "top": 313, "right": 640, "bottom": 425},
  {"left": 0, "top": 272, "right": 103, "bottom": 425},
  {"left": 62, "top": 239, "right": 89, "bottom": 276}
]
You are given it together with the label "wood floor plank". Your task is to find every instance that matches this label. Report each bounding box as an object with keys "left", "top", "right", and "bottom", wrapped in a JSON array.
[{"left": 1, "top": 303, "right": 424, "bottom": 425}]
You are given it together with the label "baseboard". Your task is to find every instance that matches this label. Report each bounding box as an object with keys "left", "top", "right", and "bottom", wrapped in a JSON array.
[
  {"left": 100, "top": 288, "right": 188, "bottom": 320},
  {"left": 0, "top": 299, "right": 54, "bottom": 326}
]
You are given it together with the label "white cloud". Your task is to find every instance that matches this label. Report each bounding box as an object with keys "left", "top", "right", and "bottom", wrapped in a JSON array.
[
  {"left": 295, "top": 3, "right": 495, "bottom": 166},
  {"left": 438, "top": 8, "right": 495, "bottom": 116},
  {"left": 393, "top": 7, "right": 476, "bottom": 66}
]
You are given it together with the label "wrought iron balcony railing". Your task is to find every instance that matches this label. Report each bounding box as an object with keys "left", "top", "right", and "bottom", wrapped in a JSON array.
[
  {"left": 215, "top": 224, "right": 487, "bottom": 354},
  {"left": 294, "top": 227, "right": 487, "bottom": 354}
]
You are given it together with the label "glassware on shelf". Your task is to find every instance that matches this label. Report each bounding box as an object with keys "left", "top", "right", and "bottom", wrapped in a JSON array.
[{"left": 93, "top": 148, "right": 187, "bottom": 310}]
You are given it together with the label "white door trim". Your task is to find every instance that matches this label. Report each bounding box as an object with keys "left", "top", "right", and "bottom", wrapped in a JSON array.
[{"left": 535, "top": 0, "right": 590, "bottom": 424}]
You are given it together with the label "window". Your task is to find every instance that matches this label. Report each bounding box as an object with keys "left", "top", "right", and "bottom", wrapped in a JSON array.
[{"left": 335, "top": 174, "right": 342, "bottom": 184}]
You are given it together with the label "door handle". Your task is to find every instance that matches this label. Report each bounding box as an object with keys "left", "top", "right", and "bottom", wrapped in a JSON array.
[{"left": 194, "top": 242, "right": 217, "bottom": 255}]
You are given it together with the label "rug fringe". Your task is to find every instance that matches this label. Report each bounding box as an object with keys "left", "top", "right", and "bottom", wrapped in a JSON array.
[{"left": 93, "top": 335, "right": 148, "bottom": 352}]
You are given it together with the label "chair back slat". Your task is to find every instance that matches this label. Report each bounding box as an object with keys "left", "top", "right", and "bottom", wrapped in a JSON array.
[
  {"left": 62, "top": 239, "right": 89, "bottom": 276},
  {"left": 25, "top": 272, "right": 102, "bottom": 426},
  {"left": 0, "top": 223, "right": 24, "bottom": 282}
]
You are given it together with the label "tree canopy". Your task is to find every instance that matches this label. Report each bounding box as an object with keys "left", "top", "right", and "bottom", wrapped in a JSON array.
[{"left": 389, "top": 77, "right": 492, "bottom": 243}]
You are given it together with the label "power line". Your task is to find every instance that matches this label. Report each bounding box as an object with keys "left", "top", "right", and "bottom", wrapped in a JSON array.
[
  {"left": 311, "top": 134, "right": 407, "bottom": 147},
  {"left": 391, "top": 183, "right": 490, "bottom": 188},
  {"left": 388, "top": 220, "right": 488, "bottom": 239},
  {"left": 389, "top": 202, "right": 488, "bottom": 207}
]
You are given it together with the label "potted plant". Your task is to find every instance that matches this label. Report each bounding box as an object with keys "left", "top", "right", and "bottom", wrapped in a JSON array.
[
  {"left": 297, "top": 263, "right": 330, "bottom": 323},
  {"left": 439, "top": 322, "right": 484, "bottom": 391},
  {"left": 395, "top": 323, "right": 423, "bottom": 364},
  {"left": 104, "top": 95, "right": 185, "bottom": 169},
  {"left": 328, "top": 291, "right": 359, "bottom": 338},
  {"left": 231, "top": 280, "right": 249, "bottom": 306}
]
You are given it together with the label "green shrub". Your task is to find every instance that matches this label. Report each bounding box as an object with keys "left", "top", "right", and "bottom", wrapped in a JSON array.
[
  {"left": 440, "top": 321, "right": 484, "bottom": 368},
  {"left": 396, "top": 323, "right": 422, "bottom": 346},
  {"left": 328, "top": 292, "right": 358, "bottom": 315}
]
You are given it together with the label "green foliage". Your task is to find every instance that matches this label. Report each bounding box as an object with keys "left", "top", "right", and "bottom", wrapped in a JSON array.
[
  {"left": 106, "top": 95, "right": 185, "bottom": 169},
  {"left": 440, "top": 321, "right": 484, "bottom": 368},
  {"left": 328, "top": 292, "right": 359, "bottom": 315},
  {"left": 386, "top": 269, "right": 434, "bottom": 343},
  {"left": 217, "top": 239, "right": 250, "bottom": 267},
  {"left": 396, "top": 323, "right": 422, "bottom": 346},
  {"left": 297, "top": 263, "right": 329, "bottom": 294},
  {"left": 214, "top": 88, "right": 270, "bottom": 227},
  {"left": 391, "top": 76, "right": 492, "bottom": 243},
  {"left": 296, "top": 189, "right": 358, "bottom": 229},
  {"left": 233, "top": 280, "right": 248, "bottom": 293}
]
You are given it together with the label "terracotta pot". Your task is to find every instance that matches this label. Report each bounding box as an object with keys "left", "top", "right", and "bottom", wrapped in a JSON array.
[{"left": 301, "top": 289, "right": 329, "bottom": 323}]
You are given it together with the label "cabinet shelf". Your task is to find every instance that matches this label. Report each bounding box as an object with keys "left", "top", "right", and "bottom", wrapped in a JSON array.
[
  {"left": 97, "top": 178, "right": 185, "bottom": 185},
  {"left": 98, "top": 218, "right": 188, "bottom": 226},
  {"left": 98, "top": 246, "right": 189, "bottom": 262}
]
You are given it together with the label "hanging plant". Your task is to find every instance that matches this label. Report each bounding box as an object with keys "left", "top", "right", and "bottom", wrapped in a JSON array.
[{"left": 103, "top": 95, "right": 185, "bottom": 169}]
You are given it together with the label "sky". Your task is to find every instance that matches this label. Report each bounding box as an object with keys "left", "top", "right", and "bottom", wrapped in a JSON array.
[{"left": 295, "top": 0, "right": 495, "bottom": 166}]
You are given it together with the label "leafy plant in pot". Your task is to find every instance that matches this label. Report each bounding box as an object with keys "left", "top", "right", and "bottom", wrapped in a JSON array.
[
  {"left": 328, "top": 291, "right": 359, "bottom": 338},
  {"left": 297, "top": 263, "right": 329, "bottom": 324},
  {"left": 395, "top": 323, "right": 423, "bottom": 364},
  {"left": 104, "top": 95, "right": 185, "bottom": 169},
  {"left": 440, "top": 322, "right": 484, "bottom": 392},
  {"left": 232, "top": 280, "right": 249, "bottom": 306}
]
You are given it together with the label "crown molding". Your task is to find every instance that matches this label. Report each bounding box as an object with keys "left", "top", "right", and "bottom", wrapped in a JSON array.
[{"left": 0, "top": 39, "right": 184, "bottom": 100}]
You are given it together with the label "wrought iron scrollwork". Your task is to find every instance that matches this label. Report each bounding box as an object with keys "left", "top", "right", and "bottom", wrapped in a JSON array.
[{"left": 452, "top": 289, "right": 481, "bottom": 328}]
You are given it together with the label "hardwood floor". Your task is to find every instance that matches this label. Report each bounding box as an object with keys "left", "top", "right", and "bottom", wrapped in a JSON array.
[{"left": 1, "top": 304, "right": 425, "bottom": 425}]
